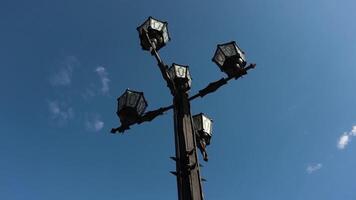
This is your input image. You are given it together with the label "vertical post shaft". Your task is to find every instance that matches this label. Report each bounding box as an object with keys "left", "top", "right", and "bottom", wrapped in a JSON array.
[{"left": 173, "top": 90, "right": 203, "bottom": 200}]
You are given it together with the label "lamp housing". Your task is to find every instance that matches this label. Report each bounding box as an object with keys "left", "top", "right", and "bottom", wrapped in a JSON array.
[
  {"left": 193, "top": 113, "right": 213, "bottom": 145},
  {"left": 168, "top": 63, "right": 192, "bottom": 91},
  {"left": 117, "top": 89, "right": 148, "bottom": 125},
  {"left": 137, "top": 16, "right": 170, "bottom": 51},
  {"left": 212, "top": 41, "right": 247, "bottom": 77}
]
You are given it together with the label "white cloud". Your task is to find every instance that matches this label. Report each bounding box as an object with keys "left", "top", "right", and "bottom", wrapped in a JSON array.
[
  {"left": 337, "top": 134, "right": 350, "bottom": 150},
  {"left": 47, "top": 58, "right": 109, "bottom": 130},
  {"left": 85, "top": 115, "right": 104, "bottom": 132},
  {"left": 337, "top": 125, "right": 356, "bottom": 150},
  {"left": 50, "top": 56, "right": 79, "bottom": 86},
  {"left": 306, "top": 163, "right": 322, "bottom": 174},
  {"left": 95, "top": 66, "right": 110, "bottom": 95},
  {"left": 48, "top": 100, "right": 74, "bottom": 122},
  {"left": 94, "top": 120, "right": 104, "bottom": 131},
  {"left": 351, "top": 126, "right": 356, "bottom": 136}
]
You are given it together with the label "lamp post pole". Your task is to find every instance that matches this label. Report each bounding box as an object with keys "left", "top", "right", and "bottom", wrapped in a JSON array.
[
  {"left": 111, "top": 16, "right": 256, "bottom": 200},
  {"left": 173, "top": 90, "right": 203, "bottom": 200},
  {"left": 148, "top": 33, "right": 204, "bottom": 199}
]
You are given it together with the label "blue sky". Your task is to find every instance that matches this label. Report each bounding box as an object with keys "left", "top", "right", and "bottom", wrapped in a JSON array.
[{"left": 1, "top": 0, "right": 356, "bottom": 199}]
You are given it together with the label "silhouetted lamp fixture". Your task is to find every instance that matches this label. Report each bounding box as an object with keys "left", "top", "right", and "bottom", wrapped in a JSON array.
[
  {"left": 137, "top": 16, "right": 170, "bottom": 51},
  {"left": 111, "top": 16, "right": 256, "bottom": 200},
  {"left": 212, "top": 41, "right": 247, "bottom": 77},
  {"left": 168, "top": 63, "right": 192, "bottom": 91},
  {"left": 193, "top": 113, "right": 213, "bottom": 145},
  {"left": 116, "top": 89, "right": 148, "bottom": 126}
]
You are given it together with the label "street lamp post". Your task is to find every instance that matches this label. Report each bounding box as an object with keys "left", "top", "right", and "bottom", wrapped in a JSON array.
[{"left": 111, "top": 16, "right": 256, "bottom": 200}]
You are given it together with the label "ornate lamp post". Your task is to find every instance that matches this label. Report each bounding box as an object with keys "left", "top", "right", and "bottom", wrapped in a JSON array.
[{"left": 111, "top": 16, "right": 256, "bottom": 200}]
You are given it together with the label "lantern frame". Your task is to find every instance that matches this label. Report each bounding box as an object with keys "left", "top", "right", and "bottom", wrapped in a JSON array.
[
  {"left": 137, "top": 16, "right": 170, "bottom": 51},
  {"left": 193, "top": 113, "right": 213, "bottom": 145},
  {"left": 168, "top": 63, "right": 192, "bottom": 91},
  {"left": 116, "top": 89, "right": 148, "bottom": 125},
  {"left": 212, "top": 41, "right": 247, "bottom": 77}
]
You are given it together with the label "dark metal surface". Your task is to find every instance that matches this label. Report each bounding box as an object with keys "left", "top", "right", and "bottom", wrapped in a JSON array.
[
  {"left": 111, "top": 105, "right": 173, "bottom": 133},
  {"left": 173, "top": 91, "right": 203, "bottom": 200},
  {"left": 189, "top": 63, "right": 256, "bottom": 101},
  {"left": 143, "top": 30, "right": 176, "bottom": 94}
]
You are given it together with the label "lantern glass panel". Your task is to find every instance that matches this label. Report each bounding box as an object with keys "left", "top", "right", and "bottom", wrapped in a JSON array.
[
  {"left": 175, "top": 65, "right": 187, "bottom": 78},
  {"left": 162, "top": 26, "right": 169, "bottom": 43},
  {"left": 126, "top": 91, "right": 140, "bottom": 108},
  {"left": 186, "top": 68, "right": 192, "bottom": 86},
  {"left": 202, "top": 115, "right": 213, "bottom": 136},
  {"left": 150, "top": 18, "right": 164, "bottom": 31},
  {"left": 168, "top": 67, "right": 175, "bottom": 80},
  {"left": 213, "top": 49, "right": 225, "bottom": 66},
  {"left": 138, "top": 20, "right": 149, "bottom": 34},
  {"left": 169, "top": 64, "right": 190, "bottom": 80},
  {"left": 118, "top": 93, "right": 127, "bottom": 111},
  {"left": 220, "top": 43, "right": 237, "bottom": 57},
  {"left": 235, "top": 45, "right": 246, "bottom": 62},
  {"left": 193, "top": 115, "right": 203, "bottom": 132},
  {"left": 240, "top": 51, "right": 246, "bottom": 63},
  {"left": 136, "top": 96, "right": 147, "bottom": 115}
]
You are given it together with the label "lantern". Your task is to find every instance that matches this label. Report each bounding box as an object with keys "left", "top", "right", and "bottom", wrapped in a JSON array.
[
  {"left": 137, "top": 16, "right": 170, "bottom": 51},
  {"left": 212, "top": 41, "right": 247, "bottom": 77},
  {"left": 116, "top": 89, "right": 148, "bottom": 125},
  {"left": 193, "top": 113, "right": 213, "bottom": 145},
  {"left": 168, "top": 63, "right": 192, "bottom": 91}
]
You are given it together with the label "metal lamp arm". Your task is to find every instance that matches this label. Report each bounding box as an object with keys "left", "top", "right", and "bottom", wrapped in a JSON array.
[
  {"left": 110, "top": 64, "right": 255, "bottom": 133},
  {"left": 188, "top": 63, "right": 256, "bottom": 101},
  {"left": 143, "top": 30, "right": 176, "bottom": 94},
  {"left": 137, "top": 105, "right": 173, "bottom": 124},
  {"left": 111, "top": 104, "right": 174, "bottom": 134}
]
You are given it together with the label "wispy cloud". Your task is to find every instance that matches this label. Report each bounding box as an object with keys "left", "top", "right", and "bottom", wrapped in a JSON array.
[
  {"left": 95, "top": 66, "right": 110, "bottom": 95},
  {"left": 82, "top": 87, "right": 96, "bottom": 100},
  {"left": 306, "top": 163, "right": 322, "bottom": 174},
  {"left": 47, "top": 57, "right": 109, "bottom": 131},
  {"left": 50, "top": 56, "right": 79, "bottom": 86},
  {"left": 338, "top": 133, "right": 350, "bottom": 149},
  {"left": 337, "top": 125, "right": 356, "bottom": 150},
  {"left": 85, "top": 115, "right": 104, "bottom": 132},
  {"left": 48, "top": 100, "right": 74, "bottom": 123},
  {"left": 50, "top": 68, "right": 72, "bottom": 86},
  {"left": 351, "top": 126, "right": 356, "bottom": 136}
]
